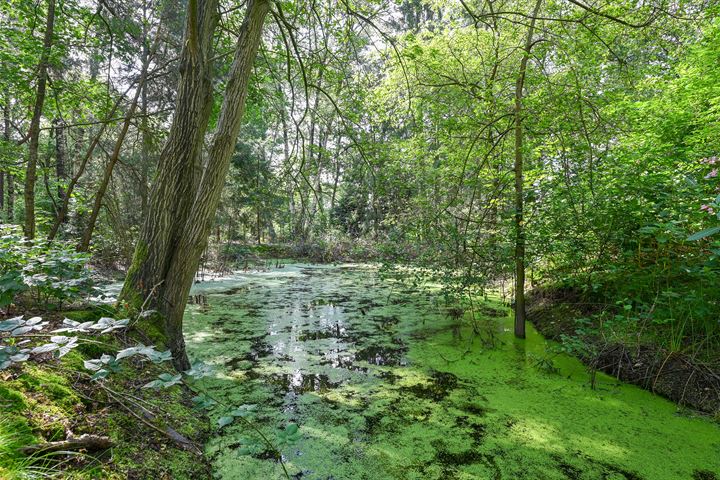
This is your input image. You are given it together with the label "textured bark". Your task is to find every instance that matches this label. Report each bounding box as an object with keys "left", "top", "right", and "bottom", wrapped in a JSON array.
[
  {"left": 513, "top": 0, "right": 542, "bottom": 339},
  {"left": 23, "top": 0, "right": 56, "bottom": 239},
  {"left": 121, "top": 0, "right": 219, "bottom": 306},
  {"left": 1, "top": 100, "right": 8, "bottom": 214},
  {"left": 159, "top": 0, "right": 270, "bottom": 370},
  {"left": 6, "top": 173, "right": 13, "bottom": 221},
  {"left": 54, "top": 118, "right": 67, "bottom": 202}
]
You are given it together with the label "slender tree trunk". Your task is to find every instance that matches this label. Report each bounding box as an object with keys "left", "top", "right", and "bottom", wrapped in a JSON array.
[
  {"left": 54, "top": 118, "right": 67, "bottom": 202},
  {"left": 7, "top": 173, "right": 14, "bottom": 221},
  {"left": 1, "top": 100, "right": 8, "bottom": 215},
  {"left": 513, "top": 0, "right": 542, "bottom": 339},
  {"left": 159, "top": 0, "right": 270, "bottom": 370},
  {"left": 23, "top": 0, "right": 56, "bottom": 239},
  {"left": 140, "top": 0, "right": 151, "bottom": 218},
  {"left": 121, "top": 0, "right": 220, "bottom": 307},
  {"left": 77, "top": 45, "right": 155, "bottom": 252},
  {"left": 48, "top": 91, "right": 130, "bottom": 240},
  {"left": 140, "top": 78, "right": 151, "bottom": 219}
]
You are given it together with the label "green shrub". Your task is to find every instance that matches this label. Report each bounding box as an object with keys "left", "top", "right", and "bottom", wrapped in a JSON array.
[{"left": 0, "top": 226, "right": 95, "bottom": 310}]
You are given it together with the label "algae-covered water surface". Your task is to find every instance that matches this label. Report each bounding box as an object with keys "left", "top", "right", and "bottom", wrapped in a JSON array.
[{"left": 184, "top": 264, "right": 719, "bottom": 480}]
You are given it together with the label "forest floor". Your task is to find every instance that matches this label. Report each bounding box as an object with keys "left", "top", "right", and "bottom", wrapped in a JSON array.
[
  {"left": 2, "top": 262, "right": 719, "bottom": 479},
  {"left": 527, "top": 287, "right": 720, "bottom": 415},
  {"left": 0, "top": 307, "right": 212, "bottom": 479}
]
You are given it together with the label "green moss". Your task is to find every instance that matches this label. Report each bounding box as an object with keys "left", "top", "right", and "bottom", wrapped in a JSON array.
[
  {"left": 140, "top": 312, "right": 168, "bottom": 346},
  {"left": 0, "top": 384, "right": 28, "bottom": 412},
  {"left": 0, "top": 384, "right": 35, "bottom": 454},
  {"left": 61, "top": 309, "right": 103, "bottom": 323},
  {"left": 0, "top": 295, "right": 208, "bottom": 479},
  {"left": 97, "top": 382, "right": 209, "bottom": 480},
  {"left": 119, "top": 241, "right": 148, "bottom": 311},
  {"left": 12, "top": 366, "right": 79, "bottom": 413}
]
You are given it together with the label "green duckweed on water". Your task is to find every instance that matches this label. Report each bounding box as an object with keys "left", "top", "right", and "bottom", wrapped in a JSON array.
[{"left": 184, "top": 263, "right": 720, "bottom": 480}]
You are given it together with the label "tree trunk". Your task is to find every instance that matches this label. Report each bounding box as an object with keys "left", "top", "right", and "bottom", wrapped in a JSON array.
[
  {"left": 1, "top": 100, "right": 8, "bottom": 215},
  {"left": 159, "top": 0, "right": 270, "bottom": 370},
  {"left": 6, "top": 173, "right": 13, "bottom": 221},
  {"left": 54, "top": 118, "right": 67, "bottom": 202},
  {"left": 140, "top": 0, "right": 152, "bottom": 219},
  {"left": 48, "top": 91, "right": 128, "bottom": 241},
  {"left": 121, "top": 0, "right": 220, "bottom": 307},
  {"left": 77, "top": 40, "right": 156, "bottom": 252},
  {"left": 513, "top": 0, "right": 542, "bottom": 339},
  {"left": 23, "top": 0, "right": 56, "bottom": 239}
]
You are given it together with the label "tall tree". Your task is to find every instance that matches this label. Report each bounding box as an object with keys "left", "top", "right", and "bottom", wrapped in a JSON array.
[
  {"left": 512, "top": 0, "right": 543, "bottom": 339},
  {"left": 54, "top": 118, "right": 66, "bottom": 202},
  {"left": 77, "top": 25, "right": 161, "bottom": 252},
  {"left": 23, "top": 0, "right": 56, "bottom": 238},
  {"left": 122, "top": 0, "right": 271, "bottom": 369},
  {"left": 121, "top": 0, "right": 221, "bottom": 305}
]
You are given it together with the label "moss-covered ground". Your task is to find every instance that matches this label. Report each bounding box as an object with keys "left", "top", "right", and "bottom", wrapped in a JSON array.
[
  {"left": 0, "top": 308, "right": 211, "bottom": 479},
  {"left": 185, "top": 263, "right": 720, "bottom": 480}
]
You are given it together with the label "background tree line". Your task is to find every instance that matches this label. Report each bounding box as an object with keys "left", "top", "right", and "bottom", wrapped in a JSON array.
[{"left": 0, "top": 0, "right": 718, "bottom": 367}]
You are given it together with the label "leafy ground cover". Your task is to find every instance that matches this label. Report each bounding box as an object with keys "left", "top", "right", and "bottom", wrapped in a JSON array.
[{"left": 0, "top": 307, "right": 211, "bottom": 479}]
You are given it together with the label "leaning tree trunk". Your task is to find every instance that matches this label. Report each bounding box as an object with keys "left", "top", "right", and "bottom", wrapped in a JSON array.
[
  {"left": 120, "top": 0, "right": 220, "bottom": 308},
  {"left": 158, "top": 0, "right": 270, "bottom": 370},
  {"left": 23, "top": 0, "right": 56, "bottom": 239},
  {"left": 513, "top": 0, "right": 542, "bottom": 339}
]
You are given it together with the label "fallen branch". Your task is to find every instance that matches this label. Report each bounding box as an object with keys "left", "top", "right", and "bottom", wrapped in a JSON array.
[
  {"left": 20, "top": 434, "right": 113, "bottom": 455},
  {"left": 102, "top": 386, "right": 202, "bottom": 455}
]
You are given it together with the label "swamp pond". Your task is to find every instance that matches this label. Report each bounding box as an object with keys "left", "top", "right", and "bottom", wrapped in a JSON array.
[{"left": 183, "top": 263, "right": 720, "bottom": 480}]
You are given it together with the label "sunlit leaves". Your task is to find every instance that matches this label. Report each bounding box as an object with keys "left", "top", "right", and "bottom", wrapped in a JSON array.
[
  {"left": 143, "top": 373, "right": 182, "bottom": 389},
  {"left": 0, "top": 343, "right": 31, "bottom": 370},
  {"left": 30, "top": 335, "right": 78, "bottom": 357},
  {"left": 53, "top": 317, "right": 129, "bottom": 334},
  {"left": 0, "top": 316, "right": 49, "bottom": 336},
  {"left": 217, "top": 404, "right": 257, "bottom": 429},
  {"left": 84, "top": 344, "right": 172, "bottom": 381},
  {"left": 115, "top": 344, "right": 172, "bottom": 363},
  {"left": 184, "top": 362, "right": 214, "bottom": 379},
  {"left": 84, "top": 354, "right": 122, "bottom": 380}
]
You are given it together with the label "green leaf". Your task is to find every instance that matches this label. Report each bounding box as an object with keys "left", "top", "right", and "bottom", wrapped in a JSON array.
[
  {"left": 687, "top": 226, "right": 720, "bottom": 241},
  {"left": 230, "top": 404, "right": 256, "bottom": 418},
  {"left": 191, "top": 394, "right": 216, "bottom": 410},
  {"left": 91, "top": 369, "right": 110, "bottom": 380},
  {"left": 142, "top": 373, "right": 182, "bottom": 389},
  {"left": 217, "top": 416, "right": 235, "bottom": 428},
  {"left": 0, "top": 317, "right": 23, "bottom": 332}
]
